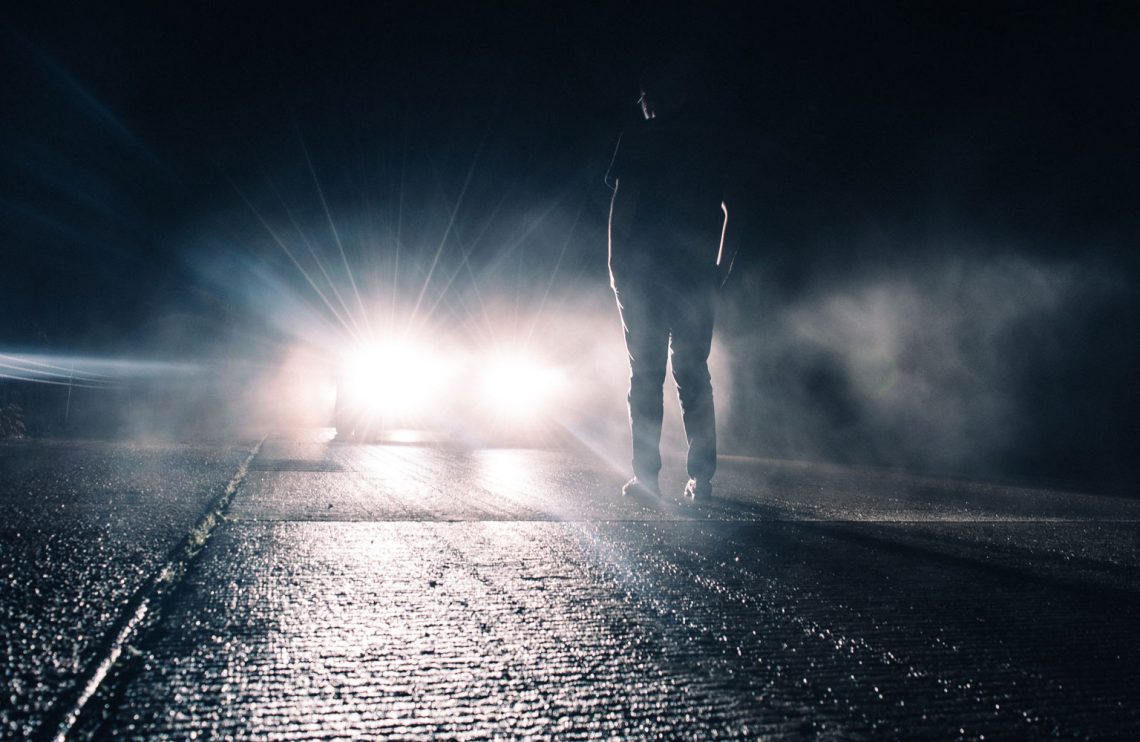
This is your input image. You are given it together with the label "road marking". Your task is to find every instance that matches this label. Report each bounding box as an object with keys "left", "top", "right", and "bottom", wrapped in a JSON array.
[{"left": 42, "top": 436, "right": 266, "bottom": 742}]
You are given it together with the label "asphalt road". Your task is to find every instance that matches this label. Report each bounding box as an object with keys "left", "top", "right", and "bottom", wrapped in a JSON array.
[{"left": 3, "top": 431, "right": 1139, "bottom": 739}]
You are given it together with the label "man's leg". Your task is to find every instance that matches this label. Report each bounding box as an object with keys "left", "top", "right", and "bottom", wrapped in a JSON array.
[
  {"left": 668, "top": 281, "right": 717, "bottom": 490},
  {"left": 614, "top": 281, "right": 669, "bottom": 487}
]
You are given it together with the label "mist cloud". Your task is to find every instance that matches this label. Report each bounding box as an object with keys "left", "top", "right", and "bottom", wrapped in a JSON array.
[{"left": 718, "top": 252, "right": 1123, "bottom": 483}]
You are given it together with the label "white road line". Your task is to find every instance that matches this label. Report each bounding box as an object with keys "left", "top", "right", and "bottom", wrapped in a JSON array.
[{"left": 46, "top": 436, "right": 266, "bottom": 742}]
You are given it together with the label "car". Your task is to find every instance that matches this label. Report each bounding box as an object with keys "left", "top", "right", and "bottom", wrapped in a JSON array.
[{"left": 331, "top": 334, "right": 567, "bottom": 446}]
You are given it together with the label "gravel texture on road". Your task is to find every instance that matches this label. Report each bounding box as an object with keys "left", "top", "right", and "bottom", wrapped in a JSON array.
[
  {"left": 0, "top": 439, "right": 256, "bottom": 739},
  {"left": 5, "top": 431, "right": 1139, "bottom": 739}
]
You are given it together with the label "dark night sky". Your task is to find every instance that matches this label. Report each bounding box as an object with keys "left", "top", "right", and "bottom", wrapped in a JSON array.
[{"left": 3, "top": 2, "right": 1138, "bottom": 489}]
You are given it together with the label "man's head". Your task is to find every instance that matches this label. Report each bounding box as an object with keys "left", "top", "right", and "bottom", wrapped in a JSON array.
[{"left": 637, "top": 58, "right": 705, "bottom": 120}]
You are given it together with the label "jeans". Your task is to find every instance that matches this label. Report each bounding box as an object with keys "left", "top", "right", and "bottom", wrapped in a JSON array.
[{"left": 612, "top": 269, "right": 717, "bottom": 485}]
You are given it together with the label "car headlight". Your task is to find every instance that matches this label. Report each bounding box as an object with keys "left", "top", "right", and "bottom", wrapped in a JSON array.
[{"left": 340, "top": 340, "right": 448, "bottom": 418}]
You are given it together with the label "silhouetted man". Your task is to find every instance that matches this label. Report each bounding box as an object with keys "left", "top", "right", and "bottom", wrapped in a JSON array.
[{"left": 606, "top": 73, "right": 739, "bottom": 502}]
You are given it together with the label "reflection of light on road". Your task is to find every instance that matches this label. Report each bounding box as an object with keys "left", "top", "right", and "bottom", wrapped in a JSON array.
[
  {"left": 475, "top": 449, "right": 543, "bottom": 505},
  {"left": 384, "top": 429, "right": 435, "bottom": 445},
  {"left": 251, "top": 523, "right": 431, "bottom": 735},
  {"left": 357, "top": 445, "right": 432, "bottom": 497}
]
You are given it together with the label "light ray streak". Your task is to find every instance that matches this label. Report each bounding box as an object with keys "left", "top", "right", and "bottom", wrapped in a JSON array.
[
  {"left": 524, "top": 199, "right": 583, "bottom": 347},
  {"left": 478, "top": 189, "right": 572, "bottom": 340},
  {"left": 409, "top": 143, "right": 483, "bottom": 331},
  {"left": 418, "top": 189, "right": 510, "bottom": 343},
  {"left": 294, "top": 122, "right": 372, "bottom": 335},
  {"left": 430, "top": 275, "right": 493, "bottom": 350},
  {"left": 0, "top": 354, "right": 108, "bottom": 382},
  {"left": 14, "top": 35, "right": 162, "bottom": 167},
  {"left": 0, "top": 198, "right": 116, "bottom": 251},
  {"left": 0, "top": 363, "right": 100, "bottom": 384},
  {"left": 13, "top": 146, "right": 133, "bottom": 223},
  {"left": 398, "top": 190, "right": 488, "bottom": 342},
  {"left": 456, "top": 190, "right": 510, "bottom": 337},
  {"left": 453, "top": 280, "right": 498, "bottom": 349},
  {"left": 233, "top": 185, "right": 363, "bottom": 346},
  {"left": 408, "top": 211, "right": 493, "bottom": 345},
  {"left": 448, "top": 293, "right": 491, "bottom": 347},
  {"left": 268, "top": 179, "right": 363, "bottom": 338},
  {"left": 0, "top": 352, "right": 199, "bottom": 385},
  {"left": 0, "top": 372, "right": 111, "bottom": 389},
  {"left": 393, "top": 134, "right": 408, "bottom": 327},
  {"left": 478, "top": 193, "right": 564, "bottom": 278},
  {"left": 514, "top": 221, "right": 524, "bottom": 339}
]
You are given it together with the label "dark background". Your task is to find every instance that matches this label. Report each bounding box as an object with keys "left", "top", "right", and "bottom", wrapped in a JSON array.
[{"left": 2, "top": 2, "right": 1137, "bottom": 492}]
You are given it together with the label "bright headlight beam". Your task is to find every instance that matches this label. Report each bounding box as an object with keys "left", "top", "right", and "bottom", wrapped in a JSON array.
[
  {"left": 479, "top": 352, "right": 564, "bottom": 421},
  {"left": 341, "top": 340, "right": 447, "bottom": 417}
]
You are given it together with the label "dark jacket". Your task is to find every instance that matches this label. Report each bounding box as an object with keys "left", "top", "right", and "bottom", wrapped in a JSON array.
[{"left": 607, "top": 109, "right": 727, "bottom": 284}]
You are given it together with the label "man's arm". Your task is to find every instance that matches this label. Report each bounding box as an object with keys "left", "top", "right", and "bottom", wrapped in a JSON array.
[
  {"left": 717, "top": 195, "right": 745, "bottom": 289},
  {"left": 603, "top": 132, "right": 623, "bottom": 192}
]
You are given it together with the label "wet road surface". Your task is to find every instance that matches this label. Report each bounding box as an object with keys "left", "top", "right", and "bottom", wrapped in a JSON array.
[
  {"left": 3, "top": 431, "right": 1139, "bottom": 739},
  {"left": 0, "top": 438, "right": 256, "bottom": 739}
]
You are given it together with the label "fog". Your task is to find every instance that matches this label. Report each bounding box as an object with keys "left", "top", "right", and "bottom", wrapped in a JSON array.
[
  {"left": 95, "top": 154, "right": 1120, "bottom": 496},
  {"left": 3, "top": 131, "right": 1133, "bottom": 494},
  {"left": 717, "top": 251, "right": 1124, "bottom": 483},
  {"left": 3, "top": 3, "right": 1137, "bottom": 494}
]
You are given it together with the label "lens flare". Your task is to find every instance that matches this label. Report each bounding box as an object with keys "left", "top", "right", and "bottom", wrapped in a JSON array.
[
  {"left": 478, "top": 352, "right": 565, "bottom": 422},
  {"left": 339, "top": 340, "right": 450, "bottom": 418}
]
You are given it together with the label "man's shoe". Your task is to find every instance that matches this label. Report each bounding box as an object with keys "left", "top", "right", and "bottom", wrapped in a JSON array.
[
  {"left": 622, "top": 476, "right": 660, "bottom": 498},
  {"left": 683, "top": 478, "right": 712, "bottom": 502}
]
